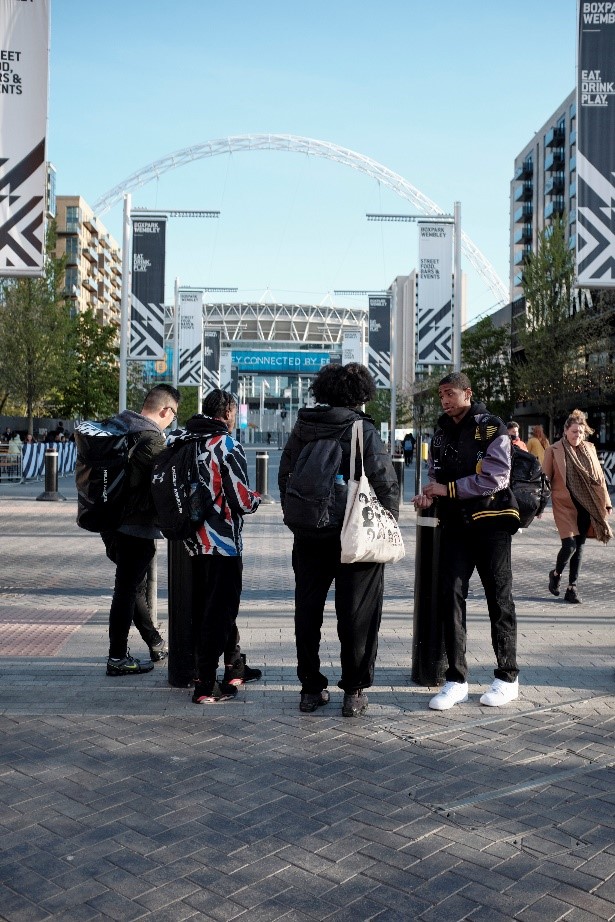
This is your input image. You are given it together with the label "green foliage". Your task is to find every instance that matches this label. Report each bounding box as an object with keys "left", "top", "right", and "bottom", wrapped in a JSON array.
[
  {"left": 516, "top": 215, "right": 607, "bottom": 439},
  {"left": 58, "top": 309, "right": 119, "bottom": 419},
  {"left": 0, "top": 224, "right": 72, "bottom": 432},
  {"left": 461, "top": 316, "right": 514, "bottom": 419}
]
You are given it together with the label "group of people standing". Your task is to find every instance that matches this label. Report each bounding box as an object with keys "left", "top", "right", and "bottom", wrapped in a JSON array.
[{"left": 95, "top": 363, "right": 612, "bottom": 717}]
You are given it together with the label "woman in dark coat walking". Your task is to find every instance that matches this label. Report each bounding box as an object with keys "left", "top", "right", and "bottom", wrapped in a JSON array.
[{"left": 279, "top": 363, "right": 399, "bottom": 717}]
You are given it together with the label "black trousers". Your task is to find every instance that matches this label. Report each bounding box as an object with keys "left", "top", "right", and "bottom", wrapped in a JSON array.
[
  {"left": 438, "top": 526, "right": 518, "bottom": 683},
  {"left": 105, "top": 532, "right": 159, "bottom": 659},
  {"left": 555, "top": 503, "right": 590, "bottom": 586},
  {"left": 292, "top": 536, "right": 385, "bottom": 694},
  {"left": 191, "top": 555, "right": 243, "bottom": 685}
]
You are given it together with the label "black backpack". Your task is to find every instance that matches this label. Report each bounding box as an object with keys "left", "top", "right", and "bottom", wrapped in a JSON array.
[
  {"left": 75, "top": 417, "right": 137, "bottom": 532},
  {"left": 282, "top": 436, "right": 348, "bottom": 538},
  {"left": 510, "top": 444, "right": 551, "bottom": 528},
  {"left": 151, "top": 440, "right": 213, "bottom": 540},
  {"left": 477, "top": 419, "right": 550, "bottom": 528}
]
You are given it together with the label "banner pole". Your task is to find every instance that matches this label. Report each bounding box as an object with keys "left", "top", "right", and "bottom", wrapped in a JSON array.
[
  {"left": 119, "top": 193, "right": 131, "bottom": 412},
  {"left": 173, "top": 277, "right": 180, "bottom": 388},
  {"left": 453, "top": 201, "right": 462, "bottom": 372}
]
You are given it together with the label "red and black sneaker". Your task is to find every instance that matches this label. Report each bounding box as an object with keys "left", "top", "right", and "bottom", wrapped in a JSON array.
[
  {"left": 192, "top": 680, "right": 238, "bottom": 703},
  {"left": 224, "top": 653, "right": 262, "bottom": 686}
]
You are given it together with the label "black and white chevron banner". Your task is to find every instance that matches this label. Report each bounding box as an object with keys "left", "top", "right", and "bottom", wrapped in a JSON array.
[
  {"left": 368, "top": 296, "right": 391, "bottom": 388},
  {"left": 129, "top": 295, "right": 165, "bottom": 360},
  {"left": 202, "top": 331, "right": 220, "bottom": 393},
  {"left": 417, "top": 299, "right": 453, "bottom": 363},
  {"left": 0, "top": 1, "right": 49, "bottom": 277},
  {"left": 179, "top": 345, "right": 202, "bottom": 386},
  {"left": 178, "top": 290, "right": 203, "bottom": 386},
  {"left": 577, "top": 9, "right": 615, "bottom": 287}
]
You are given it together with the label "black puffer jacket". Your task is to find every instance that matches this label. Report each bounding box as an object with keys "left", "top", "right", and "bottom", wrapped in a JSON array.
[
  {"left": 279, "top": 406, "right": 399, "bottom": 529},
  {"left": 117, "top": 410, "right": 166, "bottom": 535}
]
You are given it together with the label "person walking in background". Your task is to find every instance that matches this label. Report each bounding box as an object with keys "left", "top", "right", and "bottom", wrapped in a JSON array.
[
  {"left": 104, "top": 384, "right": 180, "bottom": 676},
  {"left": 507, "top": 421, "right": 528, "bottom": 452},
  {"left": 279, "top": 363, "right": 399, "bottom": 718},
  {"left": 403, "top": 431, "right": 415, "bottom": 467},
  {"left": 527, "top": 424, "right": 549, "bottom": 465},
  {"left": 413, "top": 372, "right": 520, "bottom": 710},
  {"left": 543, "top": 409, "right": 612, "bottom": 604},
  {"left": 170, "top": 389, "right": 262, "bottom": 704}
]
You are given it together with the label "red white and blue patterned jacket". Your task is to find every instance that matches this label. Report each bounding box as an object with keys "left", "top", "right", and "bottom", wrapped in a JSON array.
[{"left": 168, "top": 415, "right": 260, "bottom": 557}]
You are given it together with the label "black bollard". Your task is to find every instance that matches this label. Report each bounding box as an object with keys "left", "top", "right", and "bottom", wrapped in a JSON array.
[
  {"left": 255, "top": 451, "right": 275, "bottom": 504},
  {"left": 392, "top": 456, "right": 404, "bottom": 505},
  {"left": 414, "top": 434, "right": 423, "bottom": 496},
  {"left": 36, "top": 449, "right": 67, "bottom": 502},
  {"left": 412, "top": 502, "right": 447, "bottom": 687},
  {"left": 167, "top": 539, "right": 195, "bottom": 687}
]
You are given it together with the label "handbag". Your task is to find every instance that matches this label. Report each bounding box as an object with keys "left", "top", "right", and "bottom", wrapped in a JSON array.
[{"left": 340, "top": 420, "right": 405, "bottom": 564}]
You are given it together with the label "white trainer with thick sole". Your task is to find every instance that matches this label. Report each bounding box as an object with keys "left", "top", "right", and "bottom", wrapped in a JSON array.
[
  {"left": 428, "top": 681, "right": 469, "bottom": 711},
  {"left": 480, "top": 677, "right": 519, "bottom": 707}
]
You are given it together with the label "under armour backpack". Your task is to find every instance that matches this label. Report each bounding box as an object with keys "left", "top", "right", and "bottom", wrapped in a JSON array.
[
  {"left": 151, "top": 440, "right": 212, "bottom": 540},
  {"left": 510, "top": 444, "right": 551, "bottom": 528},
  {"left": 282, "top": 436, "right": 347, "bottom": 538},
  {"left": 75, "top": 417, "right": 137, "bottom": 532}
]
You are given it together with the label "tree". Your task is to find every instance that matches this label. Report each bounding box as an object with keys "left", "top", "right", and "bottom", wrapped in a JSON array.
[
  {"left": 514, "top": 216, "right": 606, "bottom": 439},
  {"left": 58, "top": 308, "right": 120, "bottom": 420},
  {"left": 0, "top": 225, "right": 71, "bottom": 433},
  {"left": 461, "top": 317, "right": 514, "bottom": 420}
]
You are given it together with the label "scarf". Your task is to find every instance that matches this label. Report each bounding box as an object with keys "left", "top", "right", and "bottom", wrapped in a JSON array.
[{"left": 562, "top": 438, "right": 612, "bottom": 544}]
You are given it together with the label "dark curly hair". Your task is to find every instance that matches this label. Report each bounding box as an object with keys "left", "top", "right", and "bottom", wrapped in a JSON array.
[
  {"left": 310, "top": 362, "right": 376, "bottom": 407},
  {"left": 202, "top": 388, "right": 236, "bottom": 418}
]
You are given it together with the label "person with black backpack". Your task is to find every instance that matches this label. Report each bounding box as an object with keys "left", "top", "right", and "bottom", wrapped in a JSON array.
[
  {"left": 98, "top": 384, "right": 180, "bottom": 676},
  {"left": 168, "top": 389, "right": 262, "bottom": 704},
  {"left": 279, "top": 363, "right": 399, "bottom": 718},
  {"left": 412, "top": 372, "right": 520, "bottom": 711}
]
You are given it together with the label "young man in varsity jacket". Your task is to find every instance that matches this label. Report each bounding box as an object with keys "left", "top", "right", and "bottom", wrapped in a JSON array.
[{"left": 412, "top": 372, "right": 520, "bottom": 710}]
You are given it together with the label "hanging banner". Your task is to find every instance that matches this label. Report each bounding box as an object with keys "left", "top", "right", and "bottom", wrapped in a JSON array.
[
  {"left": 130, "top": 216, "right": 166, "bottom": 358},
  {"left": 342, "top": 328, "right": 364, "bottom": 365},
  {"left": 203, "top": 330, "right": 220, "bottom": 393},
  {"left": 416, "top": 223, "right": 453, "bottom": 364},
  {"left": 577, "top": 7, "right": 615, "bottom": 287},
  {"left": 368, "top": 296, "right": 391, "bottom": 387},
  {"left": 0, "top": 0, "right": 49, "bottom": 277},
  {"left": 220, "top": 348, "right": 233, "bottom": 392},
  {"left": 178, "top": 290, "right": 202, "bottom": 386}
]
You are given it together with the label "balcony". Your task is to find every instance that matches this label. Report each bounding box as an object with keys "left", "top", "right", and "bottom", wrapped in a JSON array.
[
  {"left": 514, "top": 272, "right": 524, "bottom": 289},
  {"left": 545, "top": 149, "right": 565, "bottom": 172},
  {"left": 545, "top": 126, "right": 565, "bottom": 147},
  {"left": 62, "top": 270, "right": 81, "bottom": 297},
  {"left": 514, "top": 159, "right": 533, "bottom": 181},
  {"left": 514, "top": 246, "right": 533, "bottom": 266},
  {"left": 545, "top": 173, "right": 565, "bottom": 196},
  {"left": 514, "top": 225, "right": 532, "bottom": 245},
  {"left": 514, "top": 204, "right": 533, "bottom": 223},
  {"left": 83, "top": 274, "right": 97, "bottom": 293},
  {"left": 82, "top": 245, "right": 98, "bottom": 263},
  {"left": 83, "top": 214, "right": 98, "bottom": 234},
  {"left": 569, "top": 181, "right": 576, "bottom": 198},
  {"left": 544, "top": 198, "right": 565, "bottom": 219},
  {"left": 64, "top": 245, "right": 79, "bottom": 266},
  {"left": 514, "top": 182, "right": 533, "bottom": 202}
]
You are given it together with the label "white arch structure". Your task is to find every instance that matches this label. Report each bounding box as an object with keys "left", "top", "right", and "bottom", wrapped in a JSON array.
[{"left": 94, "top": 134, "right": 508, "bottom": 306}]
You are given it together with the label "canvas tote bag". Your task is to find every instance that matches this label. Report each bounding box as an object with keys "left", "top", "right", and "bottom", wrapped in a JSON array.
[{"left": 340, "top": 420, "right": 405, "bottom": 564}]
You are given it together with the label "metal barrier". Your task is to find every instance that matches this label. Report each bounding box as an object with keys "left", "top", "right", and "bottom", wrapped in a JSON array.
[
  {"left": 0, "top": 451, "right": 22, "bottom": 483},
  {"left": 20, "top": 442, "right": 76, "bottom": 480}
]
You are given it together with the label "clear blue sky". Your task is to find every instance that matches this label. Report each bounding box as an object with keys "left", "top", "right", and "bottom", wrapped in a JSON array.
[{"left": 49, "top": 0, "right": 577, "bottom": 323}]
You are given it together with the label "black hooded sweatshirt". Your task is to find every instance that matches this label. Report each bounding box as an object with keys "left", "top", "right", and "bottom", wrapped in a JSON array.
[{"left": 278, "top": 406, "right": 399, "bottom": 527}]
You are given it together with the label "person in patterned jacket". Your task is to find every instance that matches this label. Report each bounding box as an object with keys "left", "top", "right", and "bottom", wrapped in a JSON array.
[{"left": 169, "top": 389, "right": 261, "bottom": 703}]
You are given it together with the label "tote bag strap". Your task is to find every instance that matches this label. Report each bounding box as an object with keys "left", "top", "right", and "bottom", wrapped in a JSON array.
[{"left": 348, "top": 419, "right": 365, "bottom": 481}]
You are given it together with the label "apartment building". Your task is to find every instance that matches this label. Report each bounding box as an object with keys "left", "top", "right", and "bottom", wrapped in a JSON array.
[
  {"left": 54, "top": 195, "right": 122, "bottom": 326},
  {"left": 509, "top": 90, "right": 576, "bottom": 301}
]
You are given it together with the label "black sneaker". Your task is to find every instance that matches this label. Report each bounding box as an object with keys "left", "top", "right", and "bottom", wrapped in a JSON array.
[
  {"left": 106, "top": 654, "right": 154, "bottom": 676},
  {"left": 299, "top": 689, "right": 330, "bottom": 713},
  {"left": 342, "top": 690, "right": 368, "bottom": 717},
  {"left": 149, "top": 635, "right": 168, "bottom": 662},
  {"left": 564, "top": 586, "right": 582, "bottom": 604},
  {"left": 548, "top": 570, "right": 561, "bottom": 596},
  {"left": 224, "top": 653, "right": 262, "bottom": 686},
  {"left": 192, "top": 680, "right": 238, "bottom": 703}
]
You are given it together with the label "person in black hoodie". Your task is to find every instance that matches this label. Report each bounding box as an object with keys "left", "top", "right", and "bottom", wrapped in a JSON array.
[
  {"left": 412, "top": 372, "right": 519, "bottom": 710},
  {"left": 104, "top": 384, "right": 180, "bottom": 676},
  {"left": 279, "top": 363, "right": 399, "bottom": 717}
]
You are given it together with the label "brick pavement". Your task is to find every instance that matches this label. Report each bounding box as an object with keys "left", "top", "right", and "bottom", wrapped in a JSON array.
[{"left": 0, "top": 477, "right": 614, "bottom": 921}]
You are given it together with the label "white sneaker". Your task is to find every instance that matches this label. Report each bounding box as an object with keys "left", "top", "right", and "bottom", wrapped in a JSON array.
[
  {"left": 429, "top": 681, "right": 469, "bottom": 710},
  {"left": 480, "top": 677, "right": 519, "bottom": 707}
]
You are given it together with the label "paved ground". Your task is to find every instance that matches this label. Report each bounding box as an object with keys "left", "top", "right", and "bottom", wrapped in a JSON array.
[{"left": 0, "top": 465, "right": 614, "bottom": 922}]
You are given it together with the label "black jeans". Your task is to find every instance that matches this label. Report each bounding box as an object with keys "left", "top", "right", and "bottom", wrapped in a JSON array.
[
  {"left": 438, "top": 526, "right": 518, "bottom": 683},
  {"left": 191, "top": 555, "right": 243, "bottom": 685},
  {"left": 292, "top": 536, "right": 385, "bottom": 694},
  {"left": 555, "top": 504, "right": 590, "bottom": 586},
  {"left": 105, "top": 532, "right": 159, "bottom": 659}
]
